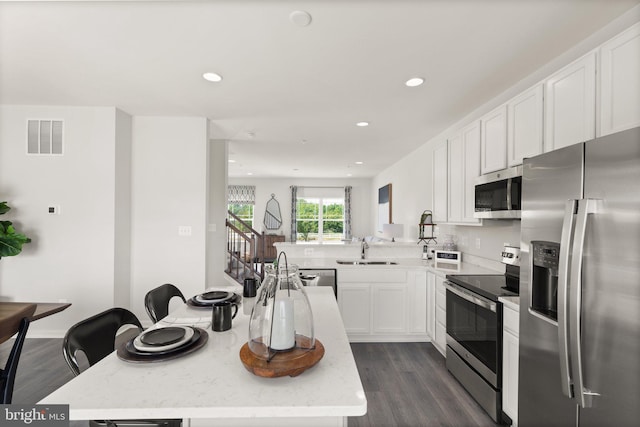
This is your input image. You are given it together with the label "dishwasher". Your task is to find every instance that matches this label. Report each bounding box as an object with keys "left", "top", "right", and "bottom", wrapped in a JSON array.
[{"left": 298, "top": 268, "right": 337, "bottom": 298}]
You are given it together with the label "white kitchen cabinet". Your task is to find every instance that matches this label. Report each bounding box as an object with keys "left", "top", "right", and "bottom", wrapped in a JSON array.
[
  {"left": 426, "top": 271, "right": 436, "bottom": 340},
  {"left": 408, "top": 270, "right": 428, "bottom": 334},
  {"left": 449, "top": 121, "right": 481, "bottom": 223},
  {"left": 338, "top": 268, "right": 429, "bottom": 342},
  {"left": 447, "top": 131, "right": 463, "bottom": 223},
  {"left": 481, "top": 104, "right": 508, "bottom": 174},
  {"left": 507, "top": 84, "right": 544, "bottom": 166},
  {"left": 338, "top": 283, "right": 371, "bottom": 335},
  {"left": 544, "top": 52, "right": 596, "bottom": 152},
  {"left": 372, "top": 284, "right": 408, "bottom": 334},
  {"left": 432, "top": 139, "right": 448, "bottom": 223},
  {"left": 502, "top": 301, "right": 520, "bottom": 426},
  {"left": 434, "top": 273, "right": 447, "bottom": 356},
  {"left": 599, "top": 22, "right": 640, "bottom": 137}
]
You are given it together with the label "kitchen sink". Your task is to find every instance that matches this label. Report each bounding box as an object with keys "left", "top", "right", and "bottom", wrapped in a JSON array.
[{"left": 336, "top": 260, "right": 398, "bottom": 265}]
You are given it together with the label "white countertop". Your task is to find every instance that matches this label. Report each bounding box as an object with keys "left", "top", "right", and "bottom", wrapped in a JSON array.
[
  {"left": 289, "top": 257, "right": 502, "bottom": 277},
  {"left": 40, "top": 287, "right": 367, "bottom": 421},
  {"left": 499, "top": 295, "right": 520, "bottom": 312}
]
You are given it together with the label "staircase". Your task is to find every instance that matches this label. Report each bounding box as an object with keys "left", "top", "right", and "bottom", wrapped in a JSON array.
[{"left": 225, "top": 211, "right": 265, "bottom": 285}]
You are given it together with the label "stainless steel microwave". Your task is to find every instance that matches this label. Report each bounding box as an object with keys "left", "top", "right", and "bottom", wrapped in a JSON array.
[{"left": 474, "top": 165, "right": 522, "bottom": 219}]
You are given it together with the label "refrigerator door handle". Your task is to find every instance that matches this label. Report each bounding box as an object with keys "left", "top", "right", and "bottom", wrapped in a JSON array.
[
  {"left": 570, "top": 198, "right": 602, "bottom": 408},
  {"left": 558, "top": 199, "right": 577, "bottom": 399}
]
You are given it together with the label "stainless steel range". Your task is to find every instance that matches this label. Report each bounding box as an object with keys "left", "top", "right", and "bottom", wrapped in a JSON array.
[{"left": 444, "top": 246, "right": 520, "bottom": 423}]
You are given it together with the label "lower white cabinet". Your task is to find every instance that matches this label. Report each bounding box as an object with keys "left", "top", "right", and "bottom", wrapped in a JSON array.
[
  {"left": 502, "top": 301, "right": 520, "bottom": 426},
  {"left": 337, "top": 283, "right": 371, "bottom": 335},
  {"left": 338, "top": 268, "right": 429, "bottom": 342},
  {"left": 434, "top": 274, "right": 447, "bottom": 356},
  {"left": 426, "top": 271, "right": 436, "bottom": 340}
]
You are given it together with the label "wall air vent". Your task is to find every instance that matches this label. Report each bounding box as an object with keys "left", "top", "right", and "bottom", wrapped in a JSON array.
[{"left": 27, "top": 119, "right": 64, "bottom": 155}]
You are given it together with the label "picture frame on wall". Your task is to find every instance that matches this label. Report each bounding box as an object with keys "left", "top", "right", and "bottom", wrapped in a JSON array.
[{"left": 378, "top": 183, "right": 392, "bottom": 232}]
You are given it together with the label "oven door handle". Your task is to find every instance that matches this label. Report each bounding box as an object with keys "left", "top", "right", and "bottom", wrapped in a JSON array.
[{"left": 445, "top": 282, "right": 496, "bottom": 312}]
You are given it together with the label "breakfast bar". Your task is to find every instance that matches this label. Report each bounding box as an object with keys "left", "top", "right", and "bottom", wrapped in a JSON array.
[{"left": 39, "top": 287, "right": 367, "bottom": 426}]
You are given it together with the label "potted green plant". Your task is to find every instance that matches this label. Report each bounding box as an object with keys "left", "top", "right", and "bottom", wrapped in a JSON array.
[{"left": 0, "top": 201, "right": 31, "bottom": 259}]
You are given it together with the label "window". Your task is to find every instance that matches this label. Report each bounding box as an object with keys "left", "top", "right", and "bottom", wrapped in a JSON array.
[
  {"left": 296, "top": 196, "right": 345, "bottom": 243},
  {"left": 228, "top": 185, "right": 255, "bottom": 232},
  {"left": 228, "top": 203, "right": 254, "bottom": 232}
]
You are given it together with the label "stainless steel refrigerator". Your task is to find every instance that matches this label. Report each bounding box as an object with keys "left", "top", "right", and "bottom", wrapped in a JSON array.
[{"left": 519, "top": 126, "right": 640, "bottom": 427}]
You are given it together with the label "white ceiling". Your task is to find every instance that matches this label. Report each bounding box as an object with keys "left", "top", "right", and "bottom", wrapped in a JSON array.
[{"left": 1, "top": 0, "right": 638, "bottom": 178}]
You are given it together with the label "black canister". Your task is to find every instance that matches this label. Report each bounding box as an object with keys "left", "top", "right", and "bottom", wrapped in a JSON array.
[{"left": 243, "top": 277, "right": 258, "bottom": 297}]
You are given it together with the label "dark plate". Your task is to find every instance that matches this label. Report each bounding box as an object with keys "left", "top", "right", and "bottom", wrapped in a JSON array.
[
  {"left": 199, "top": 291, "right": 231, "bottom": 301},
  {"left": 117, "top": 328, "right": 208, "bottom": 363},
  {"left": 139, "top": 326, "right": 186, "bottom": 346},
  {"left": 125, "top": 328, "right": 201, "bottom": 357},
  {"left": 188, "top": 293, "right": 242, "bottom": 308}
]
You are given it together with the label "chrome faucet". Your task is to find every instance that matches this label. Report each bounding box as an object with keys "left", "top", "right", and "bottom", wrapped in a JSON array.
[{"left": 361, "top": 239, "right": 369, "bottom": 259}]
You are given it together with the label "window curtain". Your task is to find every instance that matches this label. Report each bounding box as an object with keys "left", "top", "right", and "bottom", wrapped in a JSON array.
[
  {"left": 344, "top": 186, "right": 352, "bottom": 240},
  {"left": 290, "top": 185, "right": 298, "bottom": 242},
  {"left": 228, "top": 185, "right": 256, "bottom": 204}
]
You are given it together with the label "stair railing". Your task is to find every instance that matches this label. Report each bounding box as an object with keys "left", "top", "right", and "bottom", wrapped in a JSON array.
[{"left": 225, "top": 211, "right": 265, "bottom": 284}]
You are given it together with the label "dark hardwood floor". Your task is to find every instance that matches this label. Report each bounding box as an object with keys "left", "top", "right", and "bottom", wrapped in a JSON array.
[
  {"left": 348, "top": 342, "right": 499, "bottom": 427},
  {"left": 2, "top": 339, "right": 499, "bottom": 427}
]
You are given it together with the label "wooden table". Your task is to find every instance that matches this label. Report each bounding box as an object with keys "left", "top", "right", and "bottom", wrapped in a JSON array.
[
  {"left": 0, "top": 302, "right": 71, "bottom": 343},
  {"left": 1, "top": 301, "right": 71, "bottom": 403},
  {"left": 40, "top": 287, "right": 367, "bottom": 426},
  {"left": 0, "top": 303, "right": 37, "bottom": 344}
]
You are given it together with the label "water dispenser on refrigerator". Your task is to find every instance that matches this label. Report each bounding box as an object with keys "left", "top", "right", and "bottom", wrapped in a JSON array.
[{"left": 530, "top": 241, "right": 560, "bottom": 322}]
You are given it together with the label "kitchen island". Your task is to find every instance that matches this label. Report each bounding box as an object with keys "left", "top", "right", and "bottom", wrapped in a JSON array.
[{"left": 39, "top": 287, "right": 366, "bottom": 426}]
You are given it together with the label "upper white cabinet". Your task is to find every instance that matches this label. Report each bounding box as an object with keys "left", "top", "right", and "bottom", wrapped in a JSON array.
[
  {"left": 599, "top": 22, "right": 640, "bottom": 137},
  {"left": 480, "top": 104, "right": 508, "bottom": 174},
  {"left": 544, "top": 52, "right": 596, "bottom": 152},
  {"left": 448, "top": 121, "right": 481, "bottom": 224},
  {"left": 507, "top": 84, "right": 544, "bottom": 166},
  {"left": 447, "top": 132, "right": 463, "bottom": 222},
  {"left": 432, "top": 139, "right": 448, "bottom": 223}
]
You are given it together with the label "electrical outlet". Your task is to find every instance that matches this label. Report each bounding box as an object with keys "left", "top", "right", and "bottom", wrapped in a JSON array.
[
  {"left": 475, "top": 238, "right": 481, "bottom": 249},
  {"left": 178, "top": 226, "right": 192, "bottom": 237},
  {"left": 48, "top": 205, "right": 61, "bottom": 215}
]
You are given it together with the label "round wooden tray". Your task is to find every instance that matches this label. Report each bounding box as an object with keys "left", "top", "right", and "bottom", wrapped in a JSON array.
[{"left": 239, "top": 336, "right": 324, "bottom": 378}]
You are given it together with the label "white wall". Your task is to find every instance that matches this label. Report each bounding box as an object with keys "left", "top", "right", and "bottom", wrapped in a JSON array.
[
  {"left": 228, "top": 177, "right": 372, "bottom": 241},
  {"left": 114, "top": 108, "right": 132, "bottom": 308},
  {"left": 207, "top": 139, "right": 228, "bottom": 287},
  {"left": 371, "top": 142, "right": 434, "bottom": 243},
  {"left": 130, "top": 117, "right": 209, "bottom": 323},
  {"left": 0, "top": 105, "right": 121, "bottom": 336}
]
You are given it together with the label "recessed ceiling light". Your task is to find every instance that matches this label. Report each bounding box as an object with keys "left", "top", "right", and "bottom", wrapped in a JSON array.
[
  {"left": 228, "top": 159, "right": 236, "bottom": 163},
  {"left": 247, "top": 172, "right": 253, "bottom": 176},
  {"left": 405, "top": 77, "right": 424, "bottom": 87},
  {"left": 203, "top": 72, "right": 223, "bottom": 82},
  {"left": 347, "top": 173, "right": 353, "bottom": 177},
  {"left": 356, "top": 121, "right": 369, "bottom": 127},
  {"left": 355, "top": 161, "right": 364, "bottom": 165}
]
